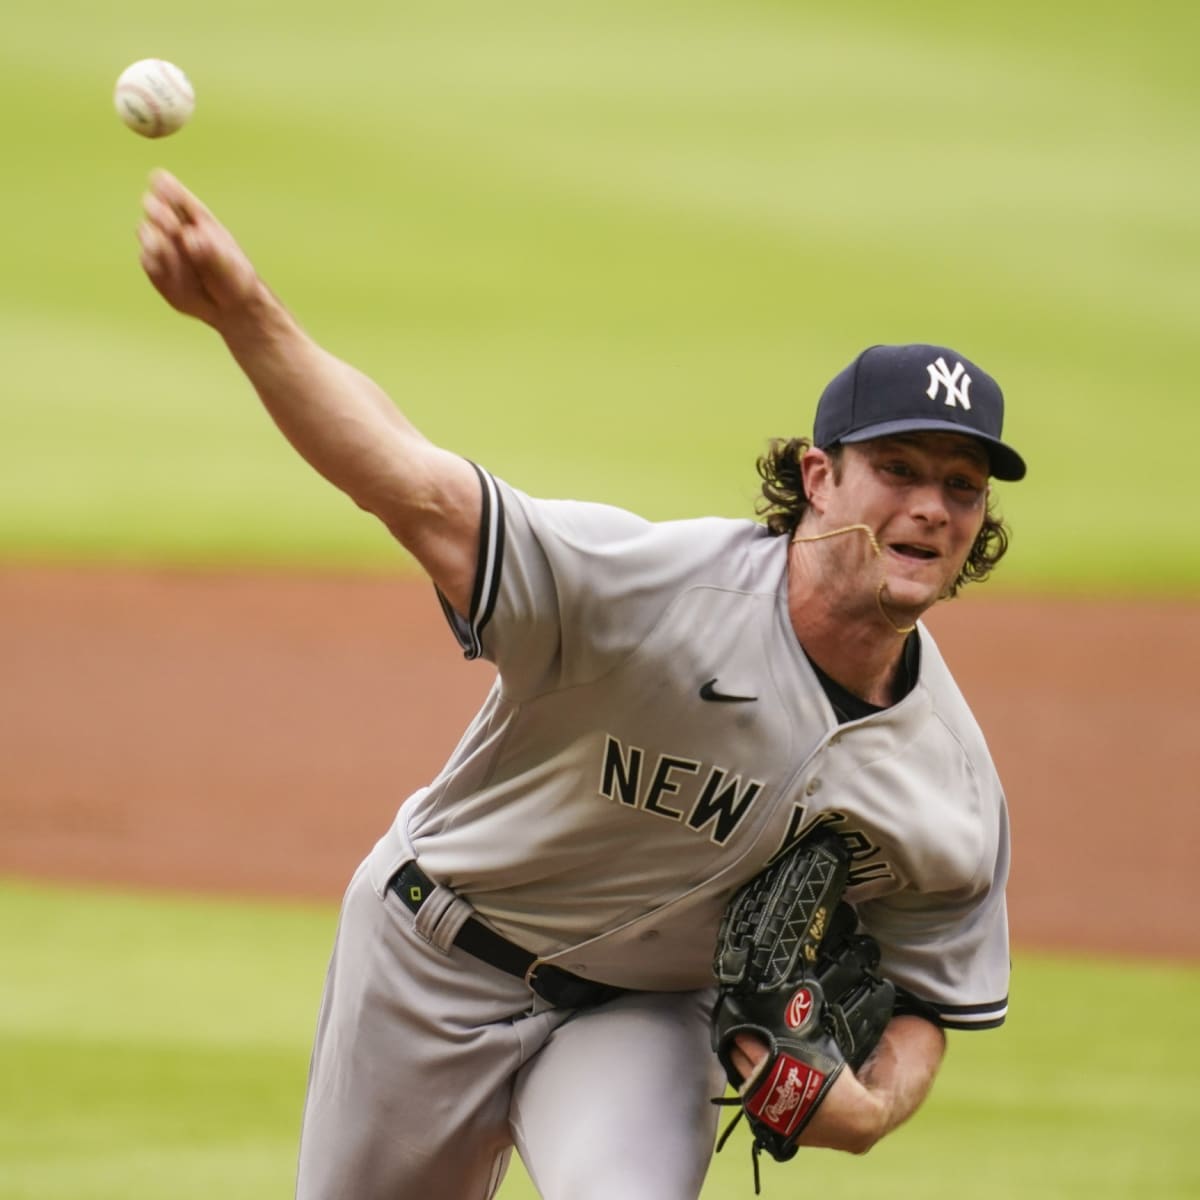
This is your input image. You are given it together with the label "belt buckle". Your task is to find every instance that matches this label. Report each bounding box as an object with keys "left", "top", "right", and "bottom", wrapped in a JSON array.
[
  {"left": 525, "top": 961, "right": 610, "bottom": 1009},
  {"left": 526, "top": 962, "right": 574, "bottom": 1007}
]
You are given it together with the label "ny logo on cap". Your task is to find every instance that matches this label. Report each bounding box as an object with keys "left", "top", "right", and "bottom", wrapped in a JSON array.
[{"left": 926, "top": 356, "right": 972, "bottom": 410}]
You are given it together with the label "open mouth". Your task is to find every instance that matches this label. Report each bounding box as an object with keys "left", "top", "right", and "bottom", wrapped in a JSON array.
[{"left": 890, "top": 543, "right": 939, "bottom": 561}]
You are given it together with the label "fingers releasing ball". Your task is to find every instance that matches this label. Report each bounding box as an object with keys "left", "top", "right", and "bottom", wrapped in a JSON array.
[{"left": 114, "top": 59, "right": 195, "bottom": 138}]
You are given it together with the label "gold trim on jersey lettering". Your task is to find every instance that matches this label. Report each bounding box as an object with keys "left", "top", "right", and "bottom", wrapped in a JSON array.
[
  {"left": 598, "top": 732, "right": 761, "bottom": 845},
  {"left": 686, "top": 769, "right": 763, "bottom": 845},
  {"left": 776, "top": 807, "right": 896, "bottom": 886},
  {"left": 600, "top": 735, "right": 646, "bottom": 807},
  {"left": 643, "top": 754, "right": 702, "bottom": 821}
]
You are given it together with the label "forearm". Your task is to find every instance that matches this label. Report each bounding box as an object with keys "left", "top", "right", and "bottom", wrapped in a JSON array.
[
  {"left": 138, "top": 170, "right": 486, "bottom": 609},
  {"left": 138, "top": 170, "right": 474, "bottom": 553},
  {"left": 799, "top": 1015, "right": 946, "bottom": 1154},
  {"left": 214, "top": 289, "right": 481, "bottom": 608},
  {"left": 856, "top": 1014, "right": 946, "bottom": 1142},
  {"left": 217, "top": 285, "right": 432, "bottom": 521}
]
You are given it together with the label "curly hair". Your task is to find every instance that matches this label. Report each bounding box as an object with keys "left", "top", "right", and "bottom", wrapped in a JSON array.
[{"left": 755, "top": 437, "right": 1010, "bottom": 597}]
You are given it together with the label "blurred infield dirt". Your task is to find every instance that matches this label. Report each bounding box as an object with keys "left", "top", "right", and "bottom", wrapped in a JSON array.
[{"left": 0, "top": 565, "right": 1195, "bottom": 960}]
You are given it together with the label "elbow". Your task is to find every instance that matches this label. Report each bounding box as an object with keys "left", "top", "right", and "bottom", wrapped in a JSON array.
[
  {"left": 836, "top": 1076, "right": 890, "bottom": 1156},
  {"left": 846, "top": 1127, "right": 883, "bottom": 1156},
  {"left": 836, "top": 1106, "right": 886, "bottom": 1156},
  {"left": 802, "top": 1086, "right": 888, "bottom": 1156}
]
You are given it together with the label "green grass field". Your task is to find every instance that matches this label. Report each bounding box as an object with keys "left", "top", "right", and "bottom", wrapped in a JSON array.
[
  {"left": 2, "top": 880, "right": 1197, "bottom": 1200},
  {"left": 2, "top": 3, "right": 1198, "bottom": 1197}
]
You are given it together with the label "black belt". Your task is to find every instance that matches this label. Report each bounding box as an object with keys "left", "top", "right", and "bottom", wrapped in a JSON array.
[{"left": 388, "top": 860, "right": 629, "bottom": 1009}]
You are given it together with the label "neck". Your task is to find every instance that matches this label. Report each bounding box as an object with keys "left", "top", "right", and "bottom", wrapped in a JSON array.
[{"left": 786, "top": 535, "right": 916, "bottom": 707}]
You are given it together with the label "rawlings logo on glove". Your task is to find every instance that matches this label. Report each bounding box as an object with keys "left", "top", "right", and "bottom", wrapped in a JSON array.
[
  {"left": 752, "top": 1054, "right": 827, "bottom": 1132},
  {"left": 710, "top": 828, "right": 896, "bottom": 1190},
  {"left": 786, "top": 987, "right": 820, "bottom": 1030}
]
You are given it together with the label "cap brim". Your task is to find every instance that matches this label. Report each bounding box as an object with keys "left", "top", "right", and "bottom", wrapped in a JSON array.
[{"left": 838, "top": 419, "right": 1027, "bottom": 481}]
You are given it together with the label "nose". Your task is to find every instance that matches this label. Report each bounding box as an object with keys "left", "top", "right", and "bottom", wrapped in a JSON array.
[{"left": 909, "top": 482, "right": 950, "bottom": 526}]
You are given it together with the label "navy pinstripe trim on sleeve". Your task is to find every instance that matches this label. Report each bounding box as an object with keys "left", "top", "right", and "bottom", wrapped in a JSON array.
[
  {"left": 438, "top": 463, "right": 505, "bottom": 660},
  {"left": 935, "top": 997, "right": 1008, "bottom": 1031},
  {"left": 894, "top": 988, "right": 1007, "bottom": 1030},
  {"left": 471, "top": 464, "right": 504, "bottom": 649}
]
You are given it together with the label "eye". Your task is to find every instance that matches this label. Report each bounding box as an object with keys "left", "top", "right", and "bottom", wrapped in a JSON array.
[
  {"left": 947, "top": 475, "right": 985, "bottom": 497},
  {"left": 882, "top": 460, "right": 915, "bottom": 479}
]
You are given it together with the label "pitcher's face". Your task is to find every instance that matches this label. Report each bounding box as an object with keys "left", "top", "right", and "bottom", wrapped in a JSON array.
[{"left": 803, "top": 433, "right": 989, "bottom": 619}]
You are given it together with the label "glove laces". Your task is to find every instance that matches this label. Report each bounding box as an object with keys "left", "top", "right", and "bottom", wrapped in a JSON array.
[{"left": 711, "top": 1096, "right": 764, "bottom": 1194}]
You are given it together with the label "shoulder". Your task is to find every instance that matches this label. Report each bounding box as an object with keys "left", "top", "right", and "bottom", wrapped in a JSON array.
[{"left": 497, "top": 477, "right": 776, "bottom": 583}]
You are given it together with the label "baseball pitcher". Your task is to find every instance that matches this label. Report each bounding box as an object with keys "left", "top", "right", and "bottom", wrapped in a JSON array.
[{"left": 136, "top": 170, "right": 1025, "bottom": 1200}]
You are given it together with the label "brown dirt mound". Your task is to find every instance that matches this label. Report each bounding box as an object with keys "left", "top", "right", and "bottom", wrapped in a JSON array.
[{"left": 1, "top": 566, "right": 1195, "bottom": 960}]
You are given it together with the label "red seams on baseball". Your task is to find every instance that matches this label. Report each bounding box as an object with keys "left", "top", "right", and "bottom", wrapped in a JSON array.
[
  {"left": 114, "top": 59, "right": 194, "bottom": 138},
  {"left": 117, "top": 83, "right": 165, "bottom": 136}
]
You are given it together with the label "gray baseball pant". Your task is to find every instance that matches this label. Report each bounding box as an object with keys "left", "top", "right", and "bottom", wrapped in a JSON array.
[{"left": 295, "top": 840, "right": 724, "bottom": 1200}]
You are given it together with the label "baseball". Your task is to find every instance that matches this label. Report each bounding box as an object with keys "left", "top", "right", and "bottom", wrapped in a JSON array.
[{"left": 114, "top": 59, "right": 195, "bottom": 138}]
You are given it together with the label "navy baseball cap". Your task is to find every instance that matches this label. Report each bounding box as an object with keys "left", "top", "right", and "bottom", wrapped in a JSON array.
[{"left": 813, "top": 343, "right": 1026, "bottom": 481}]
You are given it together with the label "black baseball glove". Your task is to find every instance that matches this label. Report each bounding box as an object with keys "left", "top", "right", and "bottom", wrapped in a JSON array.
[{"left": 710, "top": 829, "right": 895, "bottom": 1188}]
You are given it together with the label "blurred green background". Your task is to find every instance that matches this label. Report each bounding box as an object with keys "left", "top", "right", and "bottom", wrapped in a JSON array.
[
  {"left": 2, "top": 1, "right": 1197, "bottom": 1198},
  {"left": 2, "top": 0, "right": 1198, "bottom": 588}
]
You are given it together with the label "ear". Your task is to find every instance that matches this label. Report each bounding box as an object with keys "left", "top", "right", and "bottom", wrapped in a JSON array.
[{"left": 800, "top": 448, "right": 836, "bottom": 515}]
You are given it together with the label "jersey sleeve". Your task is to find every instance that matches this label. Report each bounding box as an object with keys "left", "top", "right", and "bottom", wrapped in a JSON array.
[
  {"left": 858, "top": 799, "right": 1011, "bottom": 1031},
  {"left": 435, "top": 463, "right": 506, "bottom": 661},
  {"left": 437, "top": 464, "right": 749, "bottom": 699}
]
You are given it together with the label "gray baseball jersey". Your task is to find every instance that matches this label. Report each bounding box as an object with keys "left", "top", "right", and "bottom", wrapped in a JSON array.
[
  {"left": 397, "top": 465, "right": 1010, "bottom": 1029},
  {"left": 298, "top": 464, "right": 1012, "bottom": 1200}
]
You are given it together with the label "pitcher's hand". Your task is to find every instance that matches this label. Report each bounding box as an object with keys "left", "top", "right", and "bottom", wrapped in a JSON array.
[{"left": 137, "top": 170, "right": 262, "bottom": 328}]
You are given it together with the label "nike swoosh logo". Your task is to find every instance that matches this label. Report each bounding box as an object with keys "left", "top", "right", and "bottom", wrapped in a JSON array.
[{"left": 699, "top": 678, "right": 758, "bottom": 704}]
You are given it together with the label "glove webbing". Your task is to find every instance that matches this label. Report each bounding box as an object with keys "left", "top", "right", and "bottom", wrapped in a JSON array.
[{"left": 722, "top": 847, "right": 844, "bottom": 990}]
